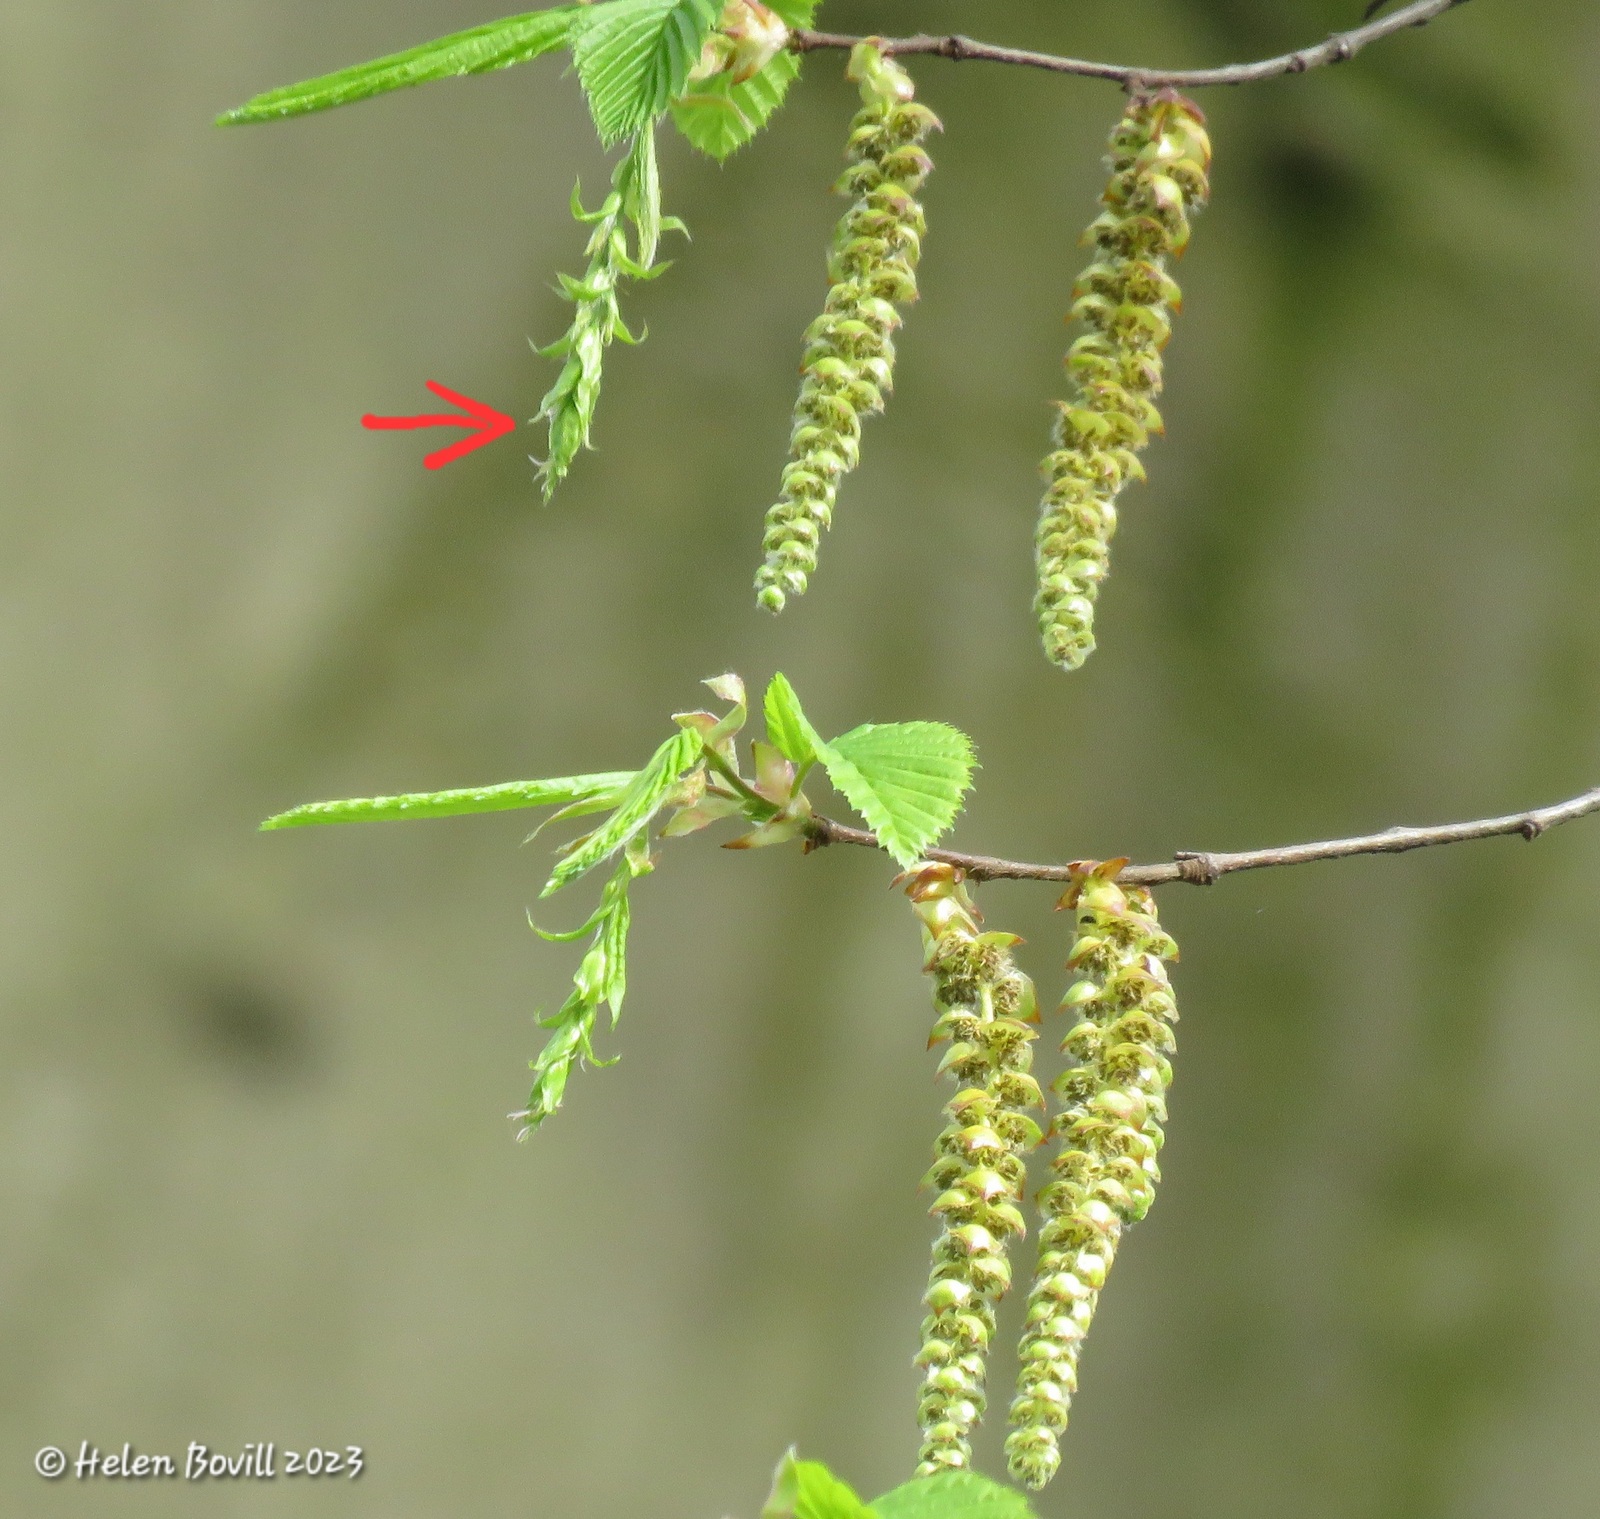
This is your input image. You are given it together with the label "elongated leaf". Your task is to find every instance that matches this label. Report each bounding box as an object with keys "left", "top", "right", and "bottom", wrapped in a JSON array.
[
  {"left": 218, "top": 7, "right": 581, "bottom": 125},
  {"left": 762, "top": 671, "right": 819, "bottom": 768},
  {"left": 573, "top": 0, "right": 720, "bottom": 145},
  {"left": 871, "top": 1473, "right": 1039, "bottom": 1519},
  {"left": 260, "top": 771, "right": 635, "bottom": 830},
  {"left": 816, "top": 721, "right": 976, "bottom": 866},
  {"left": 671, "top": 49, "right": 799, "bottom": 159},
  {"left": 762, "top": 1451, "right": 874, "bottom": 1519},
  {"left": 542, "top": 729, "right": 698, "bottom": 893}
]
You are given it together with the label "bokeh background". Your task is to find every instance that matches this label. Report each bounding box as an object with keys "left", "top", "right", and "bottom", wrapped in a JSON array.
[{"left": 4, "top": 1, "right": 1599, "bottom": 1515}]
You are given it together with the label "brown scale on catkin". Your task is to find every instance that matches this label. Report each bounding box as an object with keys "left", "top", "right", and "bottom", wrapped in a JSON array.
[
  {"left": 901, "top": 862, "right": 1045, "bottom": 1477},
  {"left": 754, "top": 41, "right": 938, "bottom": 613},
  {"left": 1005, "top": 860, "right": 1179, "bottom": 1490},
  {"left": 1035, "top": 92, "right": 1210, "bottom": 670}
]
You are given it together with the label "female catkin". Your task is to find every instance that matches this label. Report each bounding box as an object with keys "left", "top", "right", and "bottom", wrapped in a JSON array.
[
  {"left": 902, "top": 863, "right": 1044, "bottom": 1476},
  {"left": 1034, "top": 93, "right": 1210, "bottom": 669},
  {"left": 1005, "top": 861, "right": 1179, "bottom": 1490},
  {"left": 754, "top": 42, "right": 938, "bottom": 613}
]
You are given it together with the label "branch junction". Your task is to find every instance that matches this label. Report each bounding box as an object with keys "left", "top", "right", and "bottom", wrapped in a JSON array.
[
  {"left": 791, "top": 0, "right": 1466, "bottom": 90},
  {"left": 803, "top": 783, "right": 1600, "bottom": 889}
]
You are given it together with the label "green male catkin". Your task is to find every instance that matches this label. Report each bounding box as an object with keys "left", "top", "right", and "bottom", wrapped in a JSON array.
[
  {"left": 1006, "top": 861, "right": 1179, "bottom": 1489},
  {"left": 755, "top": 41, "right": 937, "bottom": 612},
  {"left": 1035, "top": 93, "right": 1210, "bottom": 669},
  {"left": 902, "top": 862, "right": 1044, "bottom": 1476}
]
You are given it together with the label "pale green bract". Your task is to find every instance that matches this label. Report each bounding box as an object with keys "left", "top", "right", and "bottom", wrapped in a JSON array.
[{"left": 216, "top": 7, "right": 581, "bottom": 124}]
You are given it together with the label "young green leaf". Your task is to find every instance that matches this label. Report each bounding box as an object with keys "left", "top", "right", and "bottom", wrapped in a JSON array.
[
  {"left": 572, "top": 0, "right": 720, "bottom": 146},
  {"left": 761, "top": 1451, "right": 875, "bottom": 1519},
  {"left": 816, "top": 721, "right": 976, "bottom": 867},
  {"left": 218, "top": 7, "right": 581, "bottom": 125},
  {"left": 542, "top": 728, "right": 699, "bottom": 894},
  {"left": 670, "top": 49, "right": 799, "bottom": 159},
  {"left": 259, "top": 771, "right": 636, "bottom": 830},
  {"left": 764, "top": 0, "right": 819, "bottom": 24},
  {"left": 762, "top": 672, "right": 820, "bottom": 768},
  {"left": 870, "top": 1473, "right": 1039, "bottom": 1519}
]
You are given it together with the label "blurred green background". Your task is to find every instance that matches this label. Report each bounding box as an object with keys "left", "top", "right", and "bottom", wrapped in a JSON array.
[{"left": 3, "top": 1, "right": 1598, "bottom": 1515}]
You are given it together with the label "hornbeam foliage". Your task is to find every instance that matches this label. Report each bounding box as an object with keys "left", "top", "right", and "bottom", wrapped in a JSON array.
[
  {"left": 213, "top": 5, "right": 1425, "bottom": 1501},
  {"left": 221, "top": 0, "right": 816, "bottom": 495},
  {"left": 262, "top": 674, "right": 974, "bottom": 1128}
]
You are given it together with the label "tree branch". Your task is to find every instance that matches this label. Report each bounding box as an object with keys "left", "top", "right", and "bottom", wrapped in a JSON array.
[
  {"left": 791, "top": 0, "right": 1466, "bottom": 90},
  {"left": 803, "top": 783, "right": 1600, "bottom": 888}
]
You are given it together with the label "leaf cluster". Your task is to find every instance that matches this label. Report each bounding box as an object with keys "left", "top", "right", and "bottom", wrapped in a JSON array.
[
  {"left": 219, "top": 1, "right": 815, "bottom": 159},
  {"left": 262, "top": 673, "right": 974, "bottom": 1129}
]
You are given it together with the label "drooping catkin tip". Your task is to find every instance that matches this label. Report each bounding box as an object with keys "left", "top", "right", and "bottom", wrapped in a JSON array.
[
  {"left": 1005, "top": 1426, "right": 1061, "bottom": 1490},
  {"left": 756, "top": 582, "right": 787, "bottom": 614}
]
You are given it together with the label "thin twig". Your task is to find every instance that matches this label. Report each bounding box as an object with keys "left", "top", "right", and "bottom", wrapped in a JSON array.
[
  {"left": 791, "top": 0, "right": 1466, "bottom": 90},
  {"left": 803, "top": 783, "right": 1600, "bottom": 889}
]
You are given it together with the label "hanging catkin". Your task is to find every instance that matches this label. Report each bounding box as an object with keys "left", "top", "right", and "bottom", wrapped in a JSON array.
[
  {"left": 901, "top": 862, "right": 1044, "bottom": 1477},
  {"left": 1005, "top": 861, "right": 1179, "bottom": 1490},
  {"left": 754, "top": 41, "right": 938, "bottom": 613},
  {"left": 1034, "top": 92, "right": 1210, "bottom": 670}
]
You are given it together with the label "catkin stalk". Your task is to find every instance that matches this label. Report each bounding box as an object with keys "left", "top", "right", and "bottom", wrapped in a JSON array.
[
  {"left": 1005, "top": 860, "right": 1179, "bottom": 1490},
  {"left": 902, "top": 862, "right": 1044, "bottom": 1476},
  {"left": 755, "top": 42, "right": 938, "bottom": 613},
  {"left": 1035, "top": 92, "right": 1210, "bottom": 669}
]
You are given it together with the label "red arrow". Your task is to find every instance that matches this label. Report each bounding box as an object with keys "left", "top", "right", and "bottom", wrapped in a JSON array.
[{"left": 361, "top": 381, "right": 515, "bottom": 469}]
